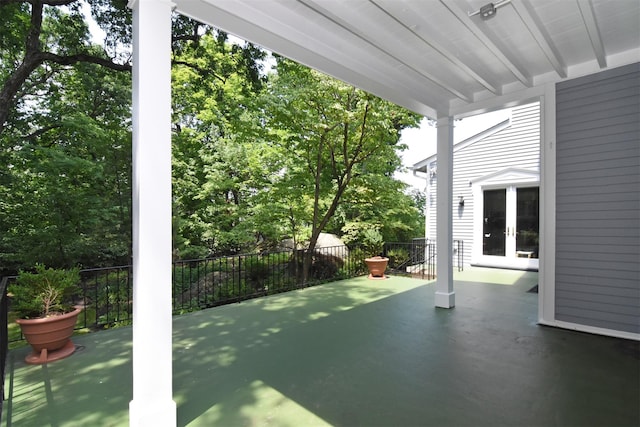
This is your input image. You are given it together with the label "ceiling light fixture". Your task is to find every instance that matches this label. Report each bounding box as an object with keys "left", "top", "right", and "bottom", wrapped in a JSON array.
[{"left": 468, "top": 0, "right": 512, "bottom": 20}]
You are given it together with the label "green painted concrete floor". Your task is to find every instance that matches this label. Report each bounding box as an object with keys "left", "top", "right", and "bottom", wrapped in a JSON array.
[{"left": 3, "top": 268, "right": 639, "bottom": 426}]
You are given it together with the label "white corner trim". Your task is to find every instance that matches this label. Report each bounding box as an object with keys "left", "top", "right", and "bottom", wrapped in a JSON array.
[
  {"left": 538, "top": 319, "right": 640, "bottom": 341},
  {"left": 539, "top": 84, "right": 556, "bottom": 329}
]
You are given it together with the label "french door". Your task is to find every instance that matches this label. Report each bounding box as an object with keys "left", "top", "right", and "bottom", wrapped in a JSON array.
[{"left": 481, "top": 186, "right": 539, "bottom": 269}]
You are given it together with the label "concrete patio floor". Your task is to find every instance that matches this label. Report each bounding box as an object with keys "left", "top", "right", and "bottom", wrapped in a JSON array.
[{"left": 2, "top": 267, "right": 639, "bottom": 426}]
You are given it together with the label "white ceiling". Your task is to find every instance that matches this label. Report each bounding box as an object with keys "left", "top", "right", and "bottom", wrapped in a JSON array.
[{"left": 174, "top": 0, "right": 640, "bottom": 119}]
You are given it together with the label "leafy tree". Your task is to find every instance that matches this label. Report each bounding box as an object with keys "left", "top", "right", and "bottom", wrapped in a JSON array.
[
  {"left": 334, "top": 182, "right": 425, "bottom": 246},
  {"left": 262, "top": 58, "right": 421, "bottom": 281},
  {"left": 0, "top": 0, "right": 131, "bottom": 136},
  {"left": 0, "top": 60, "right": 132, "bottom": 273},
  {"left": 170, "top": 32, "right": 267, "bottom": 258},
  {"left": 0, "top": 1, "right": 267, "bottom": 269},
  {"left": 0, "top": 0, "right": 426, "bottom": 279},
  {"left": 0, "top": 0, "right": 134, "bottom": 274}
]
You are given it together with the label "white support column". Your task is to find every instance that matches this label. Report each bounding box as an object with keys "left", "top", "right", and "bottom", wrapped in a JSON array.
[
  {"left": 129, "top": 0, "right": 176, "bottom": 426},
  {"left": 538, "top": 84, "right": 556, "bottom": 326},
  {"left": 435, "top": 116, "right": 455, "bottom": 308}
]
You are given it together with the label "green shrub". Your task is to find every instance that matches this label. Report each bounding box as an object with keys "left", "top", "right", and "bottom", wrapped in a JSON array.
[
  {"left": 362, "top": 228, "right": 384, "bottom": 256},
  {"left": 387, "top": 248, "right": 409, "bottom": 268},
  {"left": 9, "top": 264, "right": 80, "bottom": 319}
]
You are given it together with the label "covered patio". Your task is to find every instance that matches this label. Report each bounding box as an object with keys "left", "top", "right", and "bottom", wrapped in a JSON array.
[
  {"left": 3, "top": 0, "right": 636, "bottom": 425},
  {"left": 3, "top": 269, "right": 638, "bottom": 426}
]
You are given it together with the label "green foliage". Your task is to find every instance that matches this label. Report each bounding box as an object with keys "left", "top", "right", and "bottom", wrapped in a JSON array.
[
  {"left": 9, "top": 264, "right": 80, "bottom": 319},
  {"left": 0, "top": 10, "right": 133, "bottom": 272},
  {"left": 171, "top": 33, "right": 267, "bottom": 257},
  {"left": 7, "top": 311, "right": 24, "bottom": 347},
  {"left": 0, "top": 1, "right": 426, "bottom": 275},
  {"left": 0, "top": 60, "right": 132, "bottom": 273},
  {"left": 244, "top": 257, "right": 271, "bottom": 291},
  {"left": 87, "top": 0, "right": 132, "bottom": 55},
  {"left": 261, "top": 59, "right": 421, "bottom": 279},
  {"left": 387, "top": 248, "right": 410, "bottom": 268},
  {"left": 361, "top": 228, "right": 384, "bottom": 256},
  {"left": 342, "top": 222, "right": 385, "bottom": 255}
]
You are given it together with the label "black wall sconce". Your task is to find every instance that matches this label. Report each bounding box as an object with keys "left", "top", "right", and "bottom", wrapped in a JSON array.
[{"left": 458, "top": 196, "right": 465, "bottom": 207}]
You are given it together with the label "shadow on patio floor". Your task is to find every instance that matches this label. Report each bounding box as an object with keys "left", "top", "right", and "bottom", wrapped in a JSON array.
[{"left": 3, "top": 269, "right": 639, "bottom": 426}]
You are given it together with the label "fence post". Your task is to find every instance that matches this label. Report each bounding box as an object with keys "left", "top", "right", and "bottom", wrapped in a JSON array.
[{"left": 1, "top": 277, "right": 9, "bottom": 410}]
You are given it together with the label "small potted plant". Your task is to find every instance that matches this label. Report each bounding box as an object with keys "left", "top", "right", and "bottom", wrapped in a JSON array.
[
  {"left": 9, "top": 264, "right": 82, "bottom": 364},
  {"left": 362, "top": 228, "right": 388, "bottom": 279}
]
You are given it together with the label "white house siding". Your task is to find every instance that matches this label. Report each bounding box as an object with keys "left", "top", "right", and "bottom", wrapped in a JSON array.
[
  {"left": 425, "top": 102, "right": 540, "bottom": 267},
  {"left": 555, "top": 63, "right": 640, "bottom": 335}
]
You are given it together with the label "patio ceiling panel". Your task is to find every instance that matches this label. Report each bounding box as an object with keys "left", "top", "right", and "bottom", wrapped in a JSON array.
[
  {"left": 173, "top": 0, "right": 640, "bottom": 118},
  {"left": 270, "top": 1, "right": 459, "bottom": 109},
  {"left": 510, "top": 0, "right": 566, "bottom": 78},
  {"left": 378, "top": 1, "right": 502, "bottom": 95},
  {"left": 481, "top": 0, "right": 558, "bottom": 79},
  {"left": 593, "top": 1, "right": 640, "bottom": 56},
  {"left": 532, "top": 2, "right": 596, "bottom": 69},
  {"left": 298, "top": 0, "right": 477, "bottom": 102},
  {"left": 176, "top": 0, "right": 450, "bottom": 118}
]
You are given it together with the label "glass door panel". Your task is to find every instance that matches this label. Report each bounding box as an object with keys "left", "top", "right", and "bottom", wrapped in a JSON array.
[
  {"left": 483, "top": 189, "right": 506, "bottom": 256},
  {"left": 516, "top": 187, "right": 539, "bottom": 259}
]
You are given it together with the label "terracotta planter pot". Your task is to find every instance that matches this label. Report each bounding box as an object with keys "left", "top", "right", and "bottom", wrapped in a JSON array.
[
  {"left": 365, "top": 256, "right": 389, "bottom": 279},
  {"left": 16, "top": 307, "right": 82, "bottom": 365}
]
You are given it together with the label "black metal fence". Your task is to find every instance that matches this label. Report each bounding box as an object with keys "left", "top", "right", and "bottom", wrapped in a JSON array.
[
  {"left": 172, "top": 245, "right": 359, "bottom": 313},
  {"left": 383, "top": 239, "right": 464, "bottom": 278},
  {"left": 4, "top": 245, "right": 366, "bottom": 343},
  {"left": 2, "top": 240, "right": 464, "bottom": 346},
  {"left": 78, "top": 266, "right": 134, "bottom": 329},
  {"left": 454, "top": 239, "right": 464, "bottom": 272},
  {"left": 1, "top": 277, "right": 8, "bottom": 414},
  {"left": 383, "top": 239, "right": 436, "bottom": 279}
]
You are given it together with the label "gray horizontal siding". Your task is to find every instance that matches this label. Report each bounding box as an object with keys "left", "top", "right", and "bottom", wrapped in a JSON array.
[
  {"left": 555, "top": 62, "right": 640, "bottom": 334},
  {"left": 555, "top": 278, "right": 640, "bottom": 297},
  {"left": 554, "top": 305, "right": 638, "bottom": 332}
]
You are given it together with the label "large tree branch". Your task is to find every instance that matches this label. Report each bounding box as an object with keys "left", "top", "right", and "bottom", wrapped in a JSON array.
[
  {"left": 21, "top": 123, "right": 63, "bottom": 140},
  {"left": 311, "top": 131, "right": 326, "bottom": 230},
  {"left": 0, "top": 0, "right": 131, "bottom": 135},
  {"left": 0, "top": 51, "right": 130, "bottom": 134},
  {"left": 40, "top": 52, "right": 131, "bottom": 72},
  {"left": 347, "top": 101, "right": 371, "bottom": 170},
  {"left": 172, "top": 34, "right": 200, "bottom": 43},
  {"left": 173, "top": 60, "right": 226, "bottom": 84}
]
